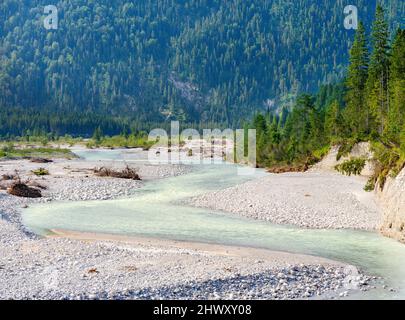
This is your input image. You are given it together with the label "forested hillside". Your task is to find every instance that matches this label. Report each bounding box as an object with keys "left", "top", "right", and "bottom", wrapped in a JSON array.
[
  {"left": 252, "top": 5, "right": 404, "bottom": 189},
  {"left": 0, "top": 0, "right": 403, "bottom": 136}
]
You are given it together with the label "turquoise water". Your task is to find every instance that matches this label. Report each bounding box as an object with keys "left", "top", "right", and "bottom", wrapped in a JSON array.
[
  {"left": 22, "top": 152, "right": 405, "bottom": 299},
  {"left": 72, "top": 148, "right": 148, "bottom": 162}
]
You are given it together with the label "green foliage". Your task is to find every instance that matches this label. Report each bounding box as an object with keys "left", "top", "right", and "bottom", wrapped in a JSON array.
[
  {"left": 364, "top": 177, "right": 376, "bottom": 192},
  {"left": 366, "top": 4, "right": 392, "bottom": 136},
  {"left": 401, "top": 125, "right": 405, "bottom": 158},
  {"left": 253, "top": 6, "right": 404, "bottom": 187},
  {"left": 371, "top": 141, "right": 403, "bottom": 189},
  {"left": 335, "top": 158, "right": 366, "bottom": 176},
  {"left": 0, "top": 145, "right": 73, "bottom": 159},
  {"left": 385, "top": 29, "right": 405, "bottom": 144},
  {"left": 92, "top": 127, "right": 103, "bottom": 145},
  {"left": 344, "top": 22, "right": 369, "bottom": 137},
  {"left": 312, "top": 146, "right": 331, "bottom": 161},
  {"left": 253, "top": 93, "right": 330, "bottom": 168},
  {"left": 0, "top": 1, "right": 403, "bottom": 134},
  {"left": 87, "top": 133, "right": 155, "bottom": 150},
  {"left": 336, "top": 138, "right": 358, "bottom": 161},
  {"left": 31, "top": 168, "right": 50, "bottom": 176},
  {"left": 325, "top": 100, "right": 345, "bottom": 140}
]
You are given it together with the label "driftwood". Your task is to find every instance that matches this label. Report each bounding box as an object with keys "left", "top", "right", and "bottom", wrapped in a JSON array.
[
  {"left": 267, "top": 163, "right": 309, "bottom": 174},
  {"left": 1, "top": 174, "right": 15, "bottom": 181},
  {"left": 30, "top": 158, "right": 53, "bottom": 163},
  {"left": 94, "top": 165, "right": 141, "bottom": 180},
  {"left": 7, "top": 183, "right": 42, "bottom": 198}
]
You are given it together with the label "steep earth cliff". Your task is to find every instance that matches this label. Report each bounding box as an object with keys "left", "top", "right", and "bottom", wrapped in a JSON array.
[{"left": 377, "top": 168, "right": 405, "bottom": 243}]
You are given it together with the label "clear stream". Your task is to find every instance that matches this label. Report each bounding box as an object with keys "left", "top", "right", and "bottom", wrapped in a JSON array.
[{"left": 22, "top": 150, "right": 405, "bottom": 299}]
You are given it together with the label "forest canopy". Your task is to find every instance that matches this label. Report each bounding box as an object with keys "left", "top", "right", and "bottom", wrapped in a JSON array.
[
  {"left": 251, "top": 5, "right": 404, "bottom": 189},
  {"left": 0, "top": 0, "right": 403, "bottom": 136}
]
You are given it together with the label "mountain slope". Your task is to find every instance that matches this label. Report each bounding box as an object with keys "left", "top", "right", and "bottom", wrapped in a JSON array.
[{"left": 0, "top": 0, "right": 403, "bottom": 127}]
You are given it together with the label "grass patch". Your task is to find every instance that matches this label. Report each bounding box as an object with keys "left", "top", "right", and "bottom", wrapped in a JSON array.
[
  {"left": 88, "top": 134, "right": 156, "bottom": 150},
  {"left": 312, "top": 145, "right": 331, "bottom": 161},
  {"left": 335, "top": 158, "right": 366, "bottom": 176},
  {"left": 0, "top": 144, "right": 75, "bottom": 159},
  {"left": 31, "top": 168, "right": 49, "bottom": 176}
]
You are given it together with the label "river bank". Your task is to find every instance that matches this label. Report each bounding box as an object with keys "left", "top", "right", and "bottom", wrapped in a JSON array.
[
  {"left": 188, "top": 171, "right": 382, "bottom": 230},
  {"left": 0, "top": 149, "right": 385, "bottom": 300},
  {"left": 0, "top": 155, "right": 189, "bottom": 227},
  {"left": 0, "top": 218, "right": 372, "bottom": 300}
]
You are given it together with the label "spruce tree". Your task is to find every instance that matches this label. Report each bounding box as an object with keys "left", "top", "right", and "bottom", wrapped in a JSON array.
[
  {"left": 366, "top": 4, "right": 391, "bottom": 135},
  {"left": 325, "top": 100, "right": 344, "bottom": 140},
  {"left": 345, "top": 22, "right": 369, "bottom": 137},
  {"left": 92, "top": 127, "right": 103, "bottom": 144},
  {"left": 386, "top": 29, "right": 405, "bottom": 144}
]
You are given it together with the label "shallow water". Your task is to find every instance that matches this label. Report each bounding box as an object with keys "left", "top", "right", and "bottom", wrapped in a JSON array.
[
  {"left": 22, "top": 152, "right": 405, "bottom": 299},
  {"left": 72, "top": 148, "right": 149, "bottom": 162}
]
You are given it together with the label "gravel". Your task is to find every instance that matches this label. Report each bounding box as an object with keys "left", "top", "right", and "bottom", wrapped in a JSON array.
[
  {"left": 0, "top": 158, "right": 190, "bottom": 229},
  {"left": 0, "top": 157, "right": 377, "bottom": 300},
  {"left": 0, "top": 218, "right": 373, "bottom": 300},
  {"left": 189, "top": 171, "right": 382, "bottom": 230}
]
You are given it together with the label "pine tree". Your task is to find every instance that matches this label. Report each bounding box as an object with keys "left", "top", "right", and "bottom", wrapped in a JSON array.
[
  {"left": 386, "top": 29, "right": 405, "bottom": 144},
  {"left": 344, "top": 22, "right": 369, "bottom": 137},
  {"left": 400, "top": 124, "right": 405, "bottom": 158},
  {"left": 92, "top": 127, "right": 103, "bottom": 144},
  {"left": 366, "top": 4, "right": 391, "bottom": 135},
  {"left": 253, "top": 113, "right": 268, "bottom": 165},
  {"left": 269, "top": 117, "right": 281, "bottom": 144},
  {"left": 325, "top": 100, "right": 344, "bottom": 140}
]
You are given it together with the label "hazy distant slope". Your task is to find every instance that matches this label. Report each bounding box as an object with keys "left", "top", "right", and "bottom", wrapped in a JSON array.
[{"left": 0, "top": 0, "right": 403, "bottom": 124}]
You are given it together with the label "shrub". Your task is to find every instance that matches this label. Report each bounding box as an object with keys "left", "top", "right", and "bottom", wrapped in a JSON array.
[
  {"left": 335, "top": 158, "right": 366, "bottom": 176},
  {"left": 336, "top": 139, "right": 358, "bottom": 161},
  {"left": 370, "top": 141, "right": 403, "bottom": 190},
  {"left": 364, "top": 177, "right": 376, "bottom": 192},
  {"left": 94, "top": 165, "right": 141, "bottom": 180},
  {"left": 31, "top": 168, "right": 49, "bottom": 176},
  {"left": 312, "top": 145, "right": 330, "bottom": 161}
]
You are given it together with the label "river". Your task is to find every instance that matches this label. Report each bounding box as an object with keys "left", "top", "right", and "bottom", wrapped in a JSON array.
[{"left": 22, "top": 149, "right": 405, "bottom": 299}]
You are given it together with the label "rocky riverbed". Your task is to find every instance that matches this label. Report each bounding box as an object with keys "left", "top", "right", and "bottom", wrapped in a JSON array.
[
  {"left": 188, "top": 171, "right": 382, "bottom": 230},
  {"left": 0, "top": 153, "right": 380, "bottom": 300},
  {"left": 0, "top": 157, "right": 190, "bottom": 228},
  {"left": 0, "top": 219, "right": 376, "bottom": 300}
]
